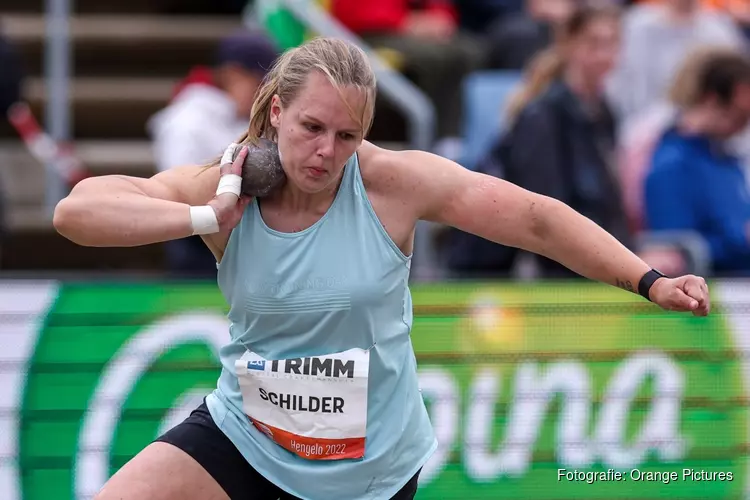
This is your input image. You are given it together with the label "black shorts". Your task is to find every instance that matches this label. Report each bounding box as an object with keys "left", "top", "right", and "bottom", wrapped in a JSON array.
[{"left": 154, "top": 401, "right": 422, "bottom": 500}]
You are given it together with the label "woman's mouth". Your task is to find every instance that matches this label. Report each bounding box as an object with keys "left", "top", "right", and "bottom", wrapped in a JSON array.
[{"left": 306, "top": 167, "right": 327, "bottom": 178}]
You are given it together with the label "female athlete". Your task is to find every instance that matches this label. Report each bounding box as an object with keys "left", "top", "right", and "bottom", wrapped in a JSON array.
[{"left": 53, "top": 36, "right": 710, "bottom": 500}]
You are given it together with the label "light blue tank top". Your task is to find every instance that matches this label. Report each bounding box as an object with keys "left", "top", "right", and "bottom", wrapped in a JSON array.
[{"left": 206, "top": 153, "right": 437, "bottom": 500}]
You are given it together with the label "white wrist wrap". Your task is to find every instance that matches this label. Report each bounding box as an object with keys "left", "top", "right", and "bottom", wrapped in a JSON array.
[
  {"left": 221, "top": 143, "right": 239, "bottom": 165},
  {"left": 190, "top": 205, "right": 220, "bottom": 235},
  {"left": 216, "top": 174, "right": 242, "bottom": 197}
]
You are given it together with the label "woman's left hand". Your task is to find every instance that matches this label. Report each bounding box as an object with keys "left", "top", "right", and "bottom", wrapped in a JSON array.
[{"left": 649, "top": 275, "right": 711, "bottom": 316}]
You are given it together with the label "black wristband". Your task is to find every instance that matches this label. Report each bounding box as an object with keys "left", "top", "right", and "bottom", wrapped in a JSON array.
[{"left": 638, "top": 269, "right": 668, "bottom": 302}]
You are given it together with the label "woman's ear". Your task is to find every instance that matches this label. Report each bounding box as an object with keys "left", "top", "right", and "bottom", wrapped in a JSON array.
[{"left": 270, "top": 94, "right": 282, "bottom": 129}]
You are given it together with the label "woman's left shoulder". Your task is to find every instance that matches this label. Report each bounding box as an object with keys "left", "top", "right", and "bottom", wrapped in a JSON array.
[
  {"left": 356, "top": 141, "right": 476, "bottom": 219},
  {"left": 357, "top": 141, "right": 426, "bottom": 193}
]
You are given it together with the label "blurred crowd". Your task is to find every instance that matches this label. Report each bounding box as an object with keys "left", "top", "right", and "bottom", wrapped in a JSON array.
[{"left": 1, "top": 0, "right": 750, "bottom": 280}]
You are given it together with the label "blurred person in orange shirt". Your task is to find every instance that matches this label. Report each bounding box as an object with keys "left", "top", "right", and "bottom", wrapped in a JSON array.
[
  {"left": 636, "top": 0, "right": 750, "bottom": 24},
  {"left": 607, "top": 0, "right": 745, "bottom": 125}
]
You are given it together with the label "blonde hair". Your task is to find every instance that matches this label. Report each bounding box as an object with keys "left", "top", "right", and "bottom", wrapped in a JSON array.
[
  {"left": 506, "top": 48, "right": 565, "bottom": 122},
  {"left": 505, "top": 4, "right": 620, "bottom": 123},
  {"left": 212, "top": 37, "right": 376, "bottom": 167}
]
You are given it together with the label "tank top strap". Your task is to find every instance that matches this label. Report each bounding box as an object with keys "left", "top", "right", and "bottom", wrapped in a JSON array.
[
  {"left": 339, "top": 152, "right": 360, "bottom": 198},
  {"left": 321, "top": 152, "right": 366, "bottom": 218}
]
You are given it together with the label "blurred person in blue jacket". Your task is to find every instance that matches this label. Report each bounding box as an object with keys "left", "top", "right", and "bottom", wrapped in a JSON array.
[
  {"left": 645, "top": 47, "right": 750, "bottom": 275},
  {"left": 148, "top": 30, "right": 278, "bottom": 277}
]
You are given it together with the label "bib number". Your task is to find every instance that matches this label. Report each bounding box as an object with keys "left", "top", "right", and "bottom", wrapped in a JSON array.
[{"left": 236, "top": 348, "right": 370, "bottom": 460}]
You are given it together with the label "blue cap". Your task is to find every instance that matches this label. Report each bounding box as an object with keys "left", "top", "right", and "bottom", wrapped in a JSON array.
[{"left": 215, "top": 30, "right": 280, "bottom": 76}]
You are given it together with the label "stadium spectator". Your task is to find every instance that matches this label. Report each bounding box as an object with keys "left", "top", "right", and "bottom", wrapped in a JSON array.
[
  {"left": 148, "top": 30, "right": 279, "bottom": 276},
  {"left": 485, "top": 0, "right": 575, "bottom": 71},
  {"left": 633, "top": 0, "right": 750, "bottom": 35},
  {"left": 644, "top": 47, "right": 750, "bottom": 276},
  {"left": 330, "top": 0, "right": 485, "bottom": 146},
  {"left": 448, "top": 4, "right": 684, "bottom": 278},
  {"left": 607, "top": 0, "right": 745, "bottom": 126}
]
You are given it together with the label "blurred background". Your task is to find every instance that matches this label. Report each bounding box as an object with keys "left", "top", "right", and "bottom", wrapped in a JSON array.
[{"left": 2, "top": 0, "right": 750, "bottom": 498}]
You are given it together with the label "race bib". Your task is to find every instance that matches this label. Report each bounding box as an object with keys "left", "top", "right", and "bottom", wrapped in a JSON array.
[{"left": 235, "top": 348, "right": 370, "bottom": 461}]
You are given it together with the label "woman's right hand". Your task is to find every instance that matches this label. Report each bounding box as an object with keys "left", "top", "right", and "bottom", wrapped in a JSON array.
[{"left": 207, "top": 144, "right": 253, "bottom": 232}]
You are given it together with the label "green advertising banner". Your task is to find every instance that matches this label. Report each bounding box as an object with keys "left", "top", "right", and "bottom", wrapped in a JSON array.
[{"left": 2, "top": 279, "right": 750, "bottom": 499}]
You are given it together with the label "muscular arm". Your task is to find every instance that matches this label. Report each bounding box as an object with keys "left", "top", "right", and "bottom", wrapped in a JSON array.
[
  {"left": 53, "top": 165, "right": 220, "bottom": 247},
  {"left": 394, "top": 149, "right": 650, "bottom": 293}
]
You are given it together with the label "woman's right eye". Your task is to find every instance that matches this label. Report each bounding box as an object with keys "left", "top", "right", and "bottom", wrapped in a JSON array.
[{"left": 305, "top": 123, "right": 321, "bottom": 133}]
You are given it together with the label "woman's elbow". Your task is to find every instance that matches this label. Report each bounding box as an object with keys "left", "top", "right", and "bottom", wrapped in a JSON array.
[
  {"left": 526, "top": 194, "right": 562, "bottom": 242},
  {"left": 53, "top": 187, "right": 103, "bottom": 246},
  {"left": 53, "top": 197, "right": 84, "bottom": 244}
]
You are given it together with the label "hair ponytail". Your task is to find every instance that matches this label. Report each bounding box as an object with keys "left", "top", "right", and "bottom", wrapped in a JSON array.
[{"left": 505, "top": 48, "right": 565, "bottom": 124}]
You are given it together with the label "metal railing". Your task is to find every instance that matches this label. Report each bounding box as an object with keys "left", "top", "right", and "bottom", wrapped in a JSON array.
[
  {"left": 43, "top": 0, "right": 74, "bottom": 214},
  {"left": 245, "top": 0, "right": 443, "bottom": 281}
]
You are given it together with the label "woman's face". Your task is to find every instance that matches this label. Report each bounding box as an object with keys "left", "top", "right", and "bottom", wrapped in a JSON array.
[
  {"left": 270, "top": 72, "right": 365, "bottom": 194},
  {"left": 567, "top": 17, "right": 621, "bottom": 87}
]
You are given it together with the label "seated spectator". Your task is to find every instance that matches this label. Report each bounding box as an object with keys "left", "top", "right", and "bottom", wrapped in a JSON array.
[
  {"left": 446, "top": 4, "right": 684, "bottom": 279},
  {"left": 148, "top": 30, "right": 279, "bottom": 277},
  {"left": 485, "top": 0, "right": 575, "bottom": 71},
  {"left": 331, "top": 0, "right": 485, "bottom": 146},
  {"left": 644, "top": 48, "right": 750, "bottom": 276},
  {"left": 607, "top": 0, "right": 745, "bottom": 126}
]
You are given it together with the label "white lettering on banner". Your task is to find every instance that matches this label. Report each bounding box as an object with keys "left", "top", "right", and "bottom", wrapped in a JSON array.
[
  {"left": 595, "top": 352, "right": 685, "bottom": 468},
  {"left": 417, "top": 351, "right": 688, "bottom": 486},
  {"left": 75, "top": 313, "right": 229, "bottom": 500},
  {"left": 464, "top": 361, "right": 592, "bottom": 480},
  {"left": 0, "top": 281, "right": 59, "bottom": 500},
  {"left": 236, "top": 348, "right": 369, "bottom": 460}
]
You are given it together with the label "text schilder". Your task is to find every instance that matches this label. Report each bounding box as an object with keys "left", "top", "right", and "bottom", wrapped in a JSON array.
[{"left": 259, "top": 388, "right": 345, "bottom": 413}]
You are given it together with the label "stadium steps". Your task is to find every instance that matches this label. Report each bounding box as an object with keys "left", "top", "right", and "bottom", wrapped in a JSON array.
[
  {"left": 0, "top": 8, "right": 409, "bottom": 271},
  {"left": 2, "top": 14, "right": 243, "bottom": 77},
  {"left": 23, "top": 76, "right": 177, "bottom": 138}
]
